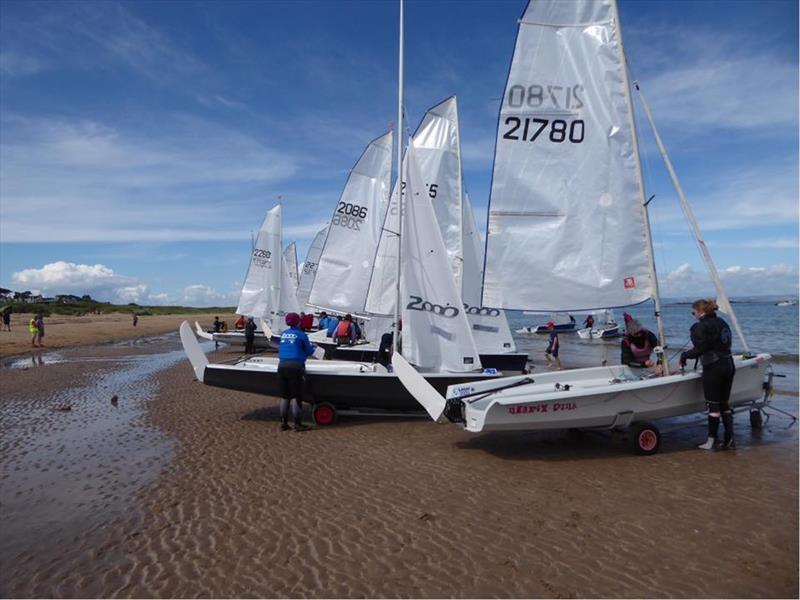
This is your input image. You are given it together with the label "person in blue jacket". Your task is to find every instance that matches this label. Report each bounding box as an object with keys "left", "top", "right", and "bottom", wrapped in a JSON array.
[
  {"left": 278, "top": 312, "right": 315, "bottom": 431},
  {"left": 324, "top": 314, "right": 339, "bottom": 338}
]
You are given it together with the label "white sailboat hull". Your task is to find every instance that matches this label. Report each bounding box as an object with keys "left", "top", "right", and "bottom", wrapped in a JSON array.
[
  {"left": 577, "top": 324, "right": 621, "bottom": 340},
  {"left": 446, "top": 354, "right": 770, "bottom": 433}
]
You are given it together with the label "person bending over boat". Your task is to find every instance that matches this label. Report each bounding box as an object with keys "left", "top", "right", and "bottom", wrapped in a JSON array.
[
  {"left": 299, "top": 312, "right": 314, "bottom": 331},
  {"left": 679, "top": 299, "right": 736, "bottom": 450},
  {"left": 583, "top": 314, "right": 594, "bottom": 328},
  {"left": 278, "top": 312, "right": 315, "bottom": 432},
  {"left": 334, "top": 314, "right": 357, "bottom": 346},
  {"left": 234, "top": 315, "right": 246, "bottom": 330},
  {"left": 317, "top": 311, "right": 332, "bottom": 332},
  {"left": 212, "top": 316, "right": 222, "bottom": 333},
  {"left": 544, "top": 321, "right": 562, "bottom": 369},
  {"left": 620, "top": 314, "right": 658, "bottom": 369}
]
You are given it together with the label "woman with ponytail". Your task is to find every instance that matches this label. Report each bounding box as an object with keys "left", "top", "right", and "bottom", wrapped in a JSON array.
[{"left": 680, "top": 299, "right": 736, "bottom": 450}]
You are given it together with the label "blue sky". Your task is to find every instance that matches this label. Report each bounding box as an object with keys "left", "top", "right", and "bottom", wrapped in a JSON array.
[{"left": 1, "top": 0, "right": 797, "bottom": 305}]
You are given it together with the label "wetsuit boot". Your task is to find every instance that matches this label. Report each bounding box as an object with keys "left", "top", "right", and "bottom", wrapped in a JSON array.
[
  {"left": 279, "top": 398, "right": 291, "bottom": 431},
  {"left": 698, "top": 414, "right": 720, "bottom": 450},
  {"left": 721, "top": 410, "right": 736, "bottom": 449}
]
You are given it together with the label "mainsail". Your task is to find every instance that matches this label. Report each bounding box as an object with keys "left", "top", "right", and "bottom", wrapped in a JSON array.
[
  {"left": 401, "top": 139, "right": 481, "bottom": 372},
  {"left": 309, "top": 131, "right": 393, "bottom": 315},
  {"left": 283, "top": 242, "right": 299, "bottom": 295},
  {"left": 296, "top": 226, "right": 327, "bottom": 309},
  {"left": 482, "top": 0, "right": 654, "bottom": 311},
  {"left": 236, "top": 205, "right": 283, "bottom": 322}
]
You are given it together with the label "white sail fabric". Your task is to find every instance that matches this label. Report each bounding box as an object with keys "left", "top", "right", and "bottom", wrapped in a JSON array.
[
  {"left": 401, "top": 139, "right": 481, "bottom": 372},
  {"left": 275, "top": 253, "right": 301, "bottom": 331},
  {"left": 236, "top": 205, "right": 282, "bottom": 320},
  {"left": 413, "top": 96, "right": 464, "bottom": 286},
  {"left": 309, "top": 131, "right": 393, "bottom": 314},
  {"left": 296, "top": 226, "right": 327, "bottom": 309},
  {"left": 482, "top": 0, "right": 653, "bottom": 311},
  {"left": 460, "top": 193, "right": 517, "bottom": 353},
  {"left": 364, "top": 182, "right": 400, "bottom": 318},
  {"left": 283, "top": 242, "right": 299, "bottom": 295}
]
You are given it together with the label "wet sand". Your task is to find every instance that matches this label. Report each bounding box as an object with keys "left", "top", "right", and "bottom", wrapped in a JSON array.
[
  {"left": 1, "top": 336, "right": 797, "bottom": 598},
  {"left": 0, "top": 312, "right": 233, "bottom": 358}
]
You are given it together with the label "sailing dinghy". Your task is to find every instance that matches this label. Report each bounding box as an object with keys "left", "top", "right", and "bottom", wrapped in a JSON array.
[
  {"left": 179, "top": 135, "right": 504, "bottom": 425},
  {"left": 393, "top": 0, "right": 773, "bottom": 454},
  {"left": 577, "top": 310, "right": 621, "bottom": 340},
  {"left": 200, "top": 204, "right": 299, "bottom": 349}
]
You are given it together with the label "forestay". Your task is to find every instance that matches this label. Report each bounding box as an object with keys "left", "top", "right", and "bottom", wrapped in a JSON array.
[
  {"left": 296, "top": 226, "right": 327, "bottom": 309},
  {"left": 236, "top": 205, "right": 283, "bottom": 321},
  {"left": 283, "top": 242, "right": 299, "bottom": 295},
  {"left": 401, "top": 139, "right": 481, "bottom": 372},
  {"left": 309, "top": 131, "right": 393, "bottom": 315},
  {"left": 482, "top": 0, "right": 654, "bottom": 311}
]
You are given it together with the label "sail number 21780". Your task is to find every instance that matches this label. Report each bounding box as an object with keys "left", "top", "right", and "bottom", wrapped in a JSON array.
[{"left": 502, "top": 117, "right": 584, "bottom": 144}]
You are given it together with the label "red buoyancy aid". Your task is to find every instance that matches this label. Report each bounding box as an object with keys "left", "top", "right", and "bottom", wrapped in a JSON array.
[{"left": 335, "top": 320, "right": 352, "bottom": 339}]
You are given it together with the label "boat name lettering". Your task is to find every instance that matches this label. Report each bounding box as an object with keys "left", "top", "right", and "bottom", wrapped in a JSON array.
[
  {"left": 553, "top": 402, "right": 577, "bottom": 412},
  {"left": 453, "top": 385, "right": 475, "bottom": 397},
  {"left": 406, "top": 295, "right": 459, "bottom": 318},
  {"left": 337, "top": 201, "right": 368, "bottom": 219},
  {"left": 463, "top": 304, "right": 501, "bottom": 317},
  {"left": 508, "top": 402, "right": 577, "bottom": 415},
  {"left": 503, "top": 117, "right": 584, "bottom": 144},
  {"left": 507, "top": 83, "right": 584, "bottom": 110}
]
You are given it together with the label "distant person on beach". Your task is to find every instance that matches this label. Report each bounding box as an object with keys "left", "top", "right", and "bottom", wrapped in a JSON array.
[
  {"left": 234, "top": 315, "right": 246, "bottom": 330},
  {"left": 680, "top": 299, "right": 736, "bottom": 451},
  {"left": 244, "top": 317, "right": 257, "bottom": 354},
  {"left": 569, "top": 314, "right": 576, "bottom": 325},
  {"left": 334, "top": 314, "right": 357, "bottom": 346},
  {"left": 277, "top": 312, "right": 315, "bottom": 431},
  {"left": 620, "top": 313, "right": 659, "bottom": 369},
  {"left": 544, "top": 321, "right": 562, "bottom": 369},
  {"left": 132, "top": 312, "right": 138, "bottom": 327},
  {"left": 212, "top": 316, "right": 222, "bottom": 333},
  {"left": 29, "top": 315, "right": 40, "bottom": 348},
  {"left": 35, "top": 314, "right": 44, "bottom": 347},
  {"left": 2, "top": 308, "right": 11, "bottom": 331}
]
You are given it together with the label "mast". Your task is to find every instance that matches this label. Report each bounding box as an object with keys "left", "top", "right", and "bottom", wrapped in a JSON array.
[
  {"left": 610, "top": 0, "right": 668, "bottom": 373},
  {"left": 633, "top": 80, "right": 751, "bottom": 354},
  {"left": 392, "top": 0, "right": 404, "bottom": 356}
]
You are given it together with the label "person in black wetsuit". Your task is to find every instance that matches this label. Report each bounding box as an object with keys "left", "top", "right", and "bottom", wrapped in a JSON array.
[
  {"left": 680, "top": 299, "right": 736, "bottom": 450},
  {"left": 244, "top": 317, "right": 257, "bottom": 354}
]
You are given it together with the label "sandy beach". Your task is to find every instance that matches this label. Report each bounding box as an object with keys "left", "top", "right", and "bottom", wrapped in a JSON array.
[
  {"left": 1, "top": 334, "right": 797, "bottom": 598},
  {"left": 0, "top": 312, "right": 232, "bottom": 358}
]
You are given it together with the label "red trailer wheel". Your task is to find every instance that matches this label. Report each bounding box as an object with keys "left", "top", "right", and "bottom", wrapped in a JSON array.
[
  {"left": 633, "top": 422, "right": 661, "bottom": 455},
  {"left": 312, "top": 403, "right": 337, "bottom": 426}
]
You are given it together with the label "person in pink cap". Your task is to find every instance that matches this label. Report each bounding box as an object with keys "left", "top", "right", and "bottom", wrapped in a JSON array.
[
  {"left": 277, "top": 312, "right": 315, "bottom": 431},
  {"left": 544, "top": 320, "right": 562, "bottom": 369}
]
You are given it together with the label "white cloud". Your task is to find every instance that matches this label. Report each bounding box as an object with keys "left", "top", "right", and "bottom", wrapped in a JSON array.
[
  {"left": 0, "top": 52, "right": 44, "bottom": 77},
  {"left": 12, "top": 261, "right": 133, "bottom": 292},
  {"left": 182, "top": 284, "right": 236, "bottom": 307},
  {"left": 9, "top": 261, "right": 173, "bottom": 304},
  {"left": 663, "top": 262, "right": 798, "bottom": 297}
]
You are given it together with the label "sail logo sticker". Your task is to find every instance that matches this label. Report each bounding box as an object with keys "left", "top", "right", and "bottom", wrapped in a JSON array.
[
  {"left": 624, "top": 276, "right": 636, "bottom": 289},
  {"left": 406, "top": 295, "right": 459, "bottom": 318},
  {"left": 463, "top": 304, "right": 501, "bottom": 317}
]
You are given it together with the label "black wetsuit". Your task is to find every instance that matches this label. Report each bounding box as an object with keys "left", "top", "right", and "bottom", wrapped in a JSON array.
[
  {"left": 244, "top": 320, "right": 257, "bottom": 354},
  {"left": 681, "top": 312, "right": 735, "bottom": 444}
]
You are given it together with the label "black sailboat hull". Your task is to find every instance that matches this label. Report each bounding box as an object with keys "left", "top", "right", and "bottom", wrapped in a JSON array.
[{"left": 203, "top": 365, "right": 500, "bottom": 413}]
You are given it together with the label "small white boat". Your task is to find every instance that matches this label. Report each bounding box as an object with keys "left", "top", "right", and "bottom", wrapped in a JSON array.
[
  {"left": 576, "top": 324, "right": 621, "bottom": 340},
  {"left": 776, "top": 300, "right": 797, "bottom": 307}
]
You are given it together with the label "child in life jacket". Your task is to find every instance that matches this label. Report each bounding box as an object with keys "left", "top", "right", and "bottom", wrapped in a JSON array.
[
  {"left": 334, "top": 314, "right": 357, "bottom": 346},
  {"left": 620, "top": 313, "right": 659, "bottom": 368}
]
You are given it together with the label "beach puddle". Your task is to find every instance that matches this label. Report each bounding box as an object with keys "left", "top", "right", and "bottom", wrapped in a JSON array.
[{"left": 0, "top": 337, "right": 193, "bottom": 591}]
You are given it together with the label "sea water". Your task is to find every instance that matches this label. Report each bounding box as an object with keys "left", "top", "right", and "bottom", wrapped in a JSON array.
[{"left": 509, "top": 299, "right": 799, "bottom": 394}]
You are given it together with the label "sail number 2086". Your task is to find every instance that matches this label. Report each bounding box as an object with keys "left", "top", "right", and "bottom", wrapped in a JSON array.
[{"left": 503, "top": 117, "right": 584, "bottom": 144}]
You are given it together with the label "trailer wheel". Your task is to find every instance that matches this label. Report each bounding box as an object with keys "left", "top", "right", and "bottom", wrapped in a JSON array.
[
  {"left": 749, "top": 409, "right": 763, "bottom": 430},
  {"left": 632, "top": 422, "right": 660, "bottom": 455},
  {"left": 312, "top": 403, "right": 337, "bottom": 427}
]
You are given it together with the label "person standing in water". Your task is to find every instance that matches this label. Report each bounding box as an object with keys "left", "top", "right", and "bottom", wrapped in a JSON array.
[
  {"left": 2, "top": 307, "right": 11, "bottom": 331},
  {"left": 277, "top": 312, "right": 315, "bottom": 431},
  {"left": 544, "top": 321, "right": 562, "bottom": 369},
  {"left": 680, "top": 299, "right": 736, "bottom": 450},
  {"left": 35, "top": 314, "right": 44, "bottom": 346},
  {"left": 29, "top": 315, "right": 40, "bottom": 348}
]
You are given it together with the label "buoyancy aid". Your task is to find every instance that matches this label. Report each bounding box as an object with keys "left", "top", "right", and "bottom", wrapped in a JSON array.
[
  {"left": 335, "top": 320, "right": 352, "bottom": 340},
  {"left": 628, "top": 335, "right": 652, "bottom": 361},
  {"left": 29, "top": 318, "right": 39, "bottom": 334}
]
